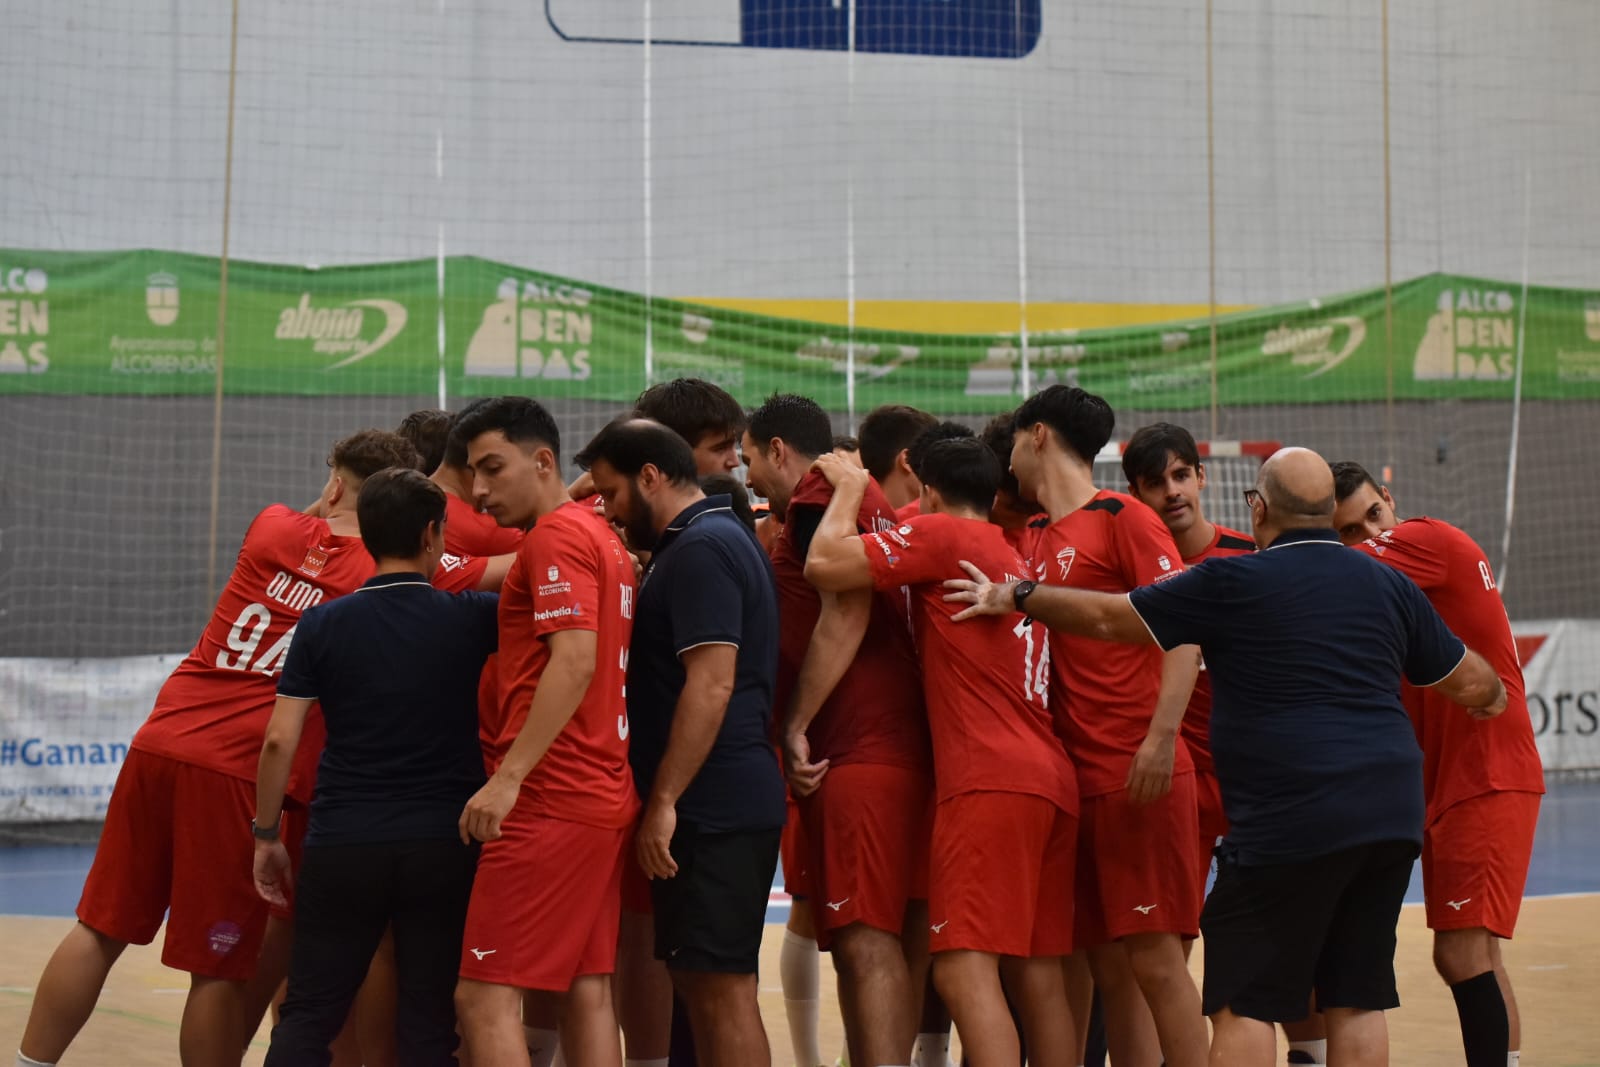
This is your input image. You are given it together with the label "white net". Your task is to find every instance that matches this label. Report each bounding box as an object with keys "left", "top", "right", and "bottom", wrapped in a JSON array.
[{"left": 2, "top": 0, "right": 1599, "bottom": 823}]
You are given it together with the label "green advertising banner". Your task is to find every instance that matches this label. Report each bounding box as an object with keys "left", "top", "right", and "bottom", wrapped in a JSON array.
[{"left": 4, "top": 247, "right": 1600, "bottom": 409}]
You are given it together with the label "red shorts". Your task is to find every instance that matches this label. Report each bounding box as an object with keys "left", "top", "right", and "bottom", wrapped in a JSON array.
[
  {"left": 77, "top": 748, "right": 270, "bottom": 981},
  {"left": 801, "top": 762, "right": 932, "bottom": 949},
  {"left": 781, "top": 798, "right": 811, "bottom": 899},
  {"left": 928, "top": 792, "right": 1075, "bottom": 958},
  {"left": 1075, "top": 774, "right": 1201, "bottom": 949},
  {"left": 1422, "top": 790, "right": 1541, "bottom": 938},
  {"left": 459, "top": 813, "right": 627, "bottom": 991},
  {"left": 1195, "top": 769, "right": 1228, "bottom": 893}
]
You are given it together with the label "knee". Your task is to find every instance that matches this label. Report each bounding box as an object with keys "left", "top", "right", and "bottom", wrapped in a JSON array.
[
  {"left": 833, "top": 926, "right": 902, "bottom": 979},
  {"left": 1432, "top": 930, "right": 1493, "bottom": 984},
  {"left": 1124, "top": 937, "right": 1188, "bottom": 992}
]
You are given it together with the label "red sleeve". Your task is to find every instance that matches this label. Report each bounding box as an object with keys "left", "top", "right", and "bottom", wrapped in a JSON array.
[
  {"left": 1353, "top": 519, "right": 1451, "bottom": 591},
  {"left": 523, "top": 518, "right": 601, "bottom": 637},
  {"left": 431, "top": 551, "right": 487, "bottom": 593},
  {"left": 1114, "top": 500, "right": 1186, "bottom": 588},
  {"left": 862, "top": 514, "right": 952, "bottom": 590}
]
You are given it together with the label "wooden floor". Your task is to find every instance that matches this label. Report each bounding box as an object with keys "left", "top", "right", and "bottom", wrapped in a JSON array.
[{"left": 3, "top": 897, "right": 1599, "bottom": 1066}]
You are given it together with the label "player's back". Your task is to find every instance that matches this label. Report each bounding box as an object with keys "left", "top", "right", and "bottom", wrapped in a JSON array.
[
  {"left": 134, "top": 505, "right": 372, "bottom": 796},
  {"left": 1356, "top": 517, "right": 1544, "bottom": 818},
  {"left": 872, "top": 513, "right": 1075, "bottom": 810},
  {"left": 1037, "top": 489, "right": 1190, "bottom": 795},
  {"left": 493, "top": 501, "right": 638, "bottom": 829},
  {"left": 770, "top": 469, "right": 927, "bottom": 770}
]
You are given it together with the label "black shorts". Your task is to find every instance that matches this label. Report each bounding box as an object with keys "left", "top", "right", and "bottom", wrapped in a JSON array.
[
  {"left": 1200, "top": 839, "right": 1419, "bottom": 1022},
  {"left": 650, "top": 821, "right": 781, "bottom": 974}
]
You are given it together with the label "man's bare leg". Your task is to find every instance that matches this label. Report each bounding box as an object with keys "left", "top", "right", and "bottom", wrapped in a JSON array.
[
  {"left": 672, "top": 972, "right": 770, "bottom": 1067},
  {"left": 1086, "top": 944, "right": 1161, "bottom": 1067},
  {"left": 457, "top": 979, "right": 532, "bottom": 1067},
  {"left": 932, "top": 951, "right": 1016, "bottom": 1067},
  {"left": 615, "top": 910, "right": 673, "bottom": 1062},
  {"left": 1208, "top": 1007, "right": 1274, "bottom": 1067},
  {"left": 19, "top": 922, "right": 129, "bottom": 1063},
  {"left": 999, "top": 955, "right": 1074, "bottom": 1067},
  {"left": 1322, "top": 1006, "right": 1387, "bottom": 1067},
  {"left": 1123, "top": 932, "right": 1208, "bottom": 1067},
  {"left": 558, "top": 976, "right": 622, "bottom": 1067},
  {"left": 180, "top": 974, "right": 246, "bottom": 1067},
  {"left": 832, "top": 923, "right": 915, "bottom": 1067}
]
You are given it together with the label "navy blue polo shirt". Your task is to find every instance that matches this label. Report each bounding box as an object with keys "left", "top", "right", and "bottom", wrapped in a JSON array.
[
  {"left": 277, "top": 573, "right": 498, "bottom": 846},
  {"left": 627, "top": 495, "right": 786, "bottom": 834},
  {"left": 1128, "top": 527, "right": 1466, "bottom": 864}
]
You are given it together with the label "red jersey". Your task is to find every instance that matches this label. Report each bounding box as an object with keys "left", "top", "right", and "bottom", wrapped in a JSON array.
[
  {"left": 134, "top": 505, "right": 486, "bottom": 802},
  {"left": 862, "top": 513, "right": 1075, "bottom": 810},
  {"left": 771, "top": 470, "right": 928, "bottom": 769},
  {"left": 493, "top": 502, "right": 638, "bottom": 829},
  {"left": 1179, "top": 524, "right": 1257, "bottom": 775},
  {"left": 1003, "top": 513, "right": 1052, "bottom": 576},
  {"left": 444, "top": 491, "right": 524, "bottom": 557},
  {"left": 1036, "top": 490, "right": 1191, "bottom": 795},
  {"left": 1354, "top": 518, "right": 1544, "bottom": 823},
  {"left": 895, "top": 498, "right": 922, "bottom": 522}
]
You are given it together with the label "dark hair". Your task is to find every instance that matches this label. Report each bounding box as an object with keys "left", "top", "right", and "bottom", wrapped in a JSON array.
[
  {"left": 980, "top": 412, "right": 1023, "bottom": 500},
  {"left": 1011, "top": 385, "right": 1115, "bottom": 464},
  {"left": 856, "top": 405, "right": 939, "bottom": 481},
  {"left": 1330, "top": 461, "right": 1381, "bottom": 503},
  {"left": 700, "top": 473, "right": 757, "bottom": 532},
  {"left": 906, "top": 421, "right": 977, "bottom": 481},
  {"left": 919, "top": 438, "right": 1001, "bottom": 515},
  {"left": 395, "top": 409, "right": 452, "bottom": 476},
  {"left": 747, "top": 393, "right": 834, "bottom": 461},
  {"left": 328, "top": 429, "right": 422, "bottom": 486},
  {"left": 633, "top": 378, "right": 746, "bottom": 448},
  {"left": 440, "top": 399, "right": 493, "bottom": 469},
  {"left": 575, "top": 418, "right": 699, "bottom": 486},
  {"left": 832, "top": 435, "right": 860, "bottom": 453},
  {"left": 449, "top": 395, "right": 562, "bottom": 463},
  {"left": 356, "top": 467, "right": 447, "bottom": 562},
  {"left": 1121, "top": 422, "right": 1201, "bottom": 487}
]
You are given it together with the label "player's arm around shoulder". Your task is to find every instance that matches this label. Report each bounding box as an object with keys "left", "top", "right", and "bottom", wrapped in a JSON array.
[{"left": 802, "top": 453, "right": 874, "bottom": 593}]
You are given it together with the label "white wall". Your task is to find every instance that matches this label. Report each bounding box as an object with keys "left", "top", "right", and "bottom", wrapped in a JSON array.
[{"left": 4, "top": 0, "right": 1597, "bottom": 305}]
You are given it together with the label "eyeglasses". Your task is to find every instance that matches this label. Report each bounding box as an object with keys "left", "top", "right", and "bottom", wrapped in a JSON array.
[{"left": 1242, "top": 488, "right": 1265, "bottom": 510}]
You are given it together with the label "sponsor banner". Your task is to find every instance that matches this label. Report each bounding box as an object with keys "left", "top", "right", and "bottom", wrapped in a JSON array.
[
  {"left": 5, "top": 248, "right": 1600, "bottom": 409},
  {"left": 1512, "top": 619, "right": 1600, "bottom": 774},
  {"left": 0, "top": 654, "right": 179, "bottom": 822}
]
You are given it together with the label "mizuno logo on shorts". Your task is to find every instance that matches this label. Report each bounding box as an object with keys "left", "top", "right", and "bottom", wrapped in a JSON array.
[
  {"left": 469, "top": 947, "right": 496, "bottom": 960},
  {"left": 1446, "top": 898, "right": 1471, "bottom": 910},
  {"left": 825, "top": 898, "right": 849, "bottom": 911},
  {"left": 1132, "top": 903, "right": 1158, "bottom": 914},
  {"left": 930, "top": 920, "right": 949, "bottom": 933}
]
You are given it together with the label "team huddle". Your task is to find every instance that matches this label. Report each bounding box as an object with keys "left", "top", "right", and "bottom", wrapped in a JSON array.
[{"left": 15, "top": 380, "right": 1542, "bottom": 1067}]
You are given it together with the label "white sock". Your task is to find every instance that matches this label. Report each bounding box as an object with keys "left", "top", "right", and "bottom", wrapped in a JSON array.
[
  {"left": 524, "top": 1026, "right": 560, "bottom": 1067},
  {"left": 1508, "top": 1054, "right": 1520, "bottom": 1067},
  {"left": 780, "top": 929, "right": 824, "bottom": 1067},
  {"left": 17, "top": 1054, "right": 56, "bottom": 1067},
  {"left": 909, "top": 1032, "right": 950, "bottom": 1067},
  {"left": 1288, "top": 1038, "right": 1327, "bottom": 1064}
]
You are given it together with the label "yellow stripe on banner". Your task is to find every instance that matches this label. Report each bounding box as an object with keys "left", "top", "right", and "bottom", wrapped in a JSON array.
[{"left": 685, "top": 298, "right": 1255, "bottom": 334}]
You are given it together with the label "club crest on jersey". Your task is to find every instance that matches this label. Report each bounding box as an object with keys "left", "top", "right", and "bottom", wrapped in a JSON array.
[
  {"left": 1056, "top": 547, "right": 1076, "bottom": 581},
  {"left": 547, "top": 566, "right": 560, "bottom": 582},
  {"left": 1158, "top": 555, "right": 1172, "bottom": 572},
  {"left": 298, "top": 545, "right": 329, "bottom": 579}
]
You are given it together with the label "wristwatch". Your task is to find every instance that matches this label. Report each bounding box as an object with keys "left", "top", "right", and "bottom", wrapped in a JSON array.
[
  {"left": 1012, "top": 580, "right": 1038, "bottom": 616},
  {"left": 251, "top": 815, "right": 282, "bottom": 842}
]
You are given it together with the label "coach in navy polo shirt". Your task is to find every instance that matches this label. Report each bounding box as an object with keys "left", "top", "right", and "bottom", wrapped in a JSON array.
[
  {"left": 251, "top": 468, "right": 498, "bottom": 1066},
  {"left": 944, "top": 447, "right": 1508, "bottom": 1067},
  {"left": 577, "top": 417, "right": 784, "bottom": 1067}
]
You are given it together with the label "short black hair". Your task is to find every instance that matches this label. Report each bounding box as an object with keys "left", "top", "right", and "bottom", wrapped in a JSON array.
[
  {"left": 575, "top": 418, "right": 698, "bottom": 486},
  {"left": 857, "top": 405, "right": 939, "bottom": 481},
  {"left": 633, "top": 377, "right": 746, "bottom": 447},
  {"left": 356, "top": 467, "right": 447, "bottom": 563},
  {"left": 1330, "top": 461, "right": 1381, "bottom": 503},
  {"left": 832, "top": 434, "right": 860, "bottom": 453},
  {"left": 919, "top": 438, "right": 1001, "bottom": 515},
  {"left": 449, "top": 395, "right": 561, "bottom": 463},
  {"left": 1121, "top": 422, "right": 1201, "bottom": 487},
  {"left": 328, "top": 429, "right": 423, "bottom": 486},
  {"left": 906, "top": 421, "right": 977, "bottom": 481},
  {"left": 1011, "top": 385, "right": 1115, "bottom": 464},
  {"left": 980, "top": 412, "right": 1023, "bottom": 500},
  {"left": 440, "top": 398, "right": 492, "bottom": 470},
  {"left": 747, "top": 393, "right": 834, "bottom": 461},
  {"left": 700, "top": 473, "right": 757, "bottom": 532},
  {"left": 395, "top": 409, "right": 452, "bottom": 476}
]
